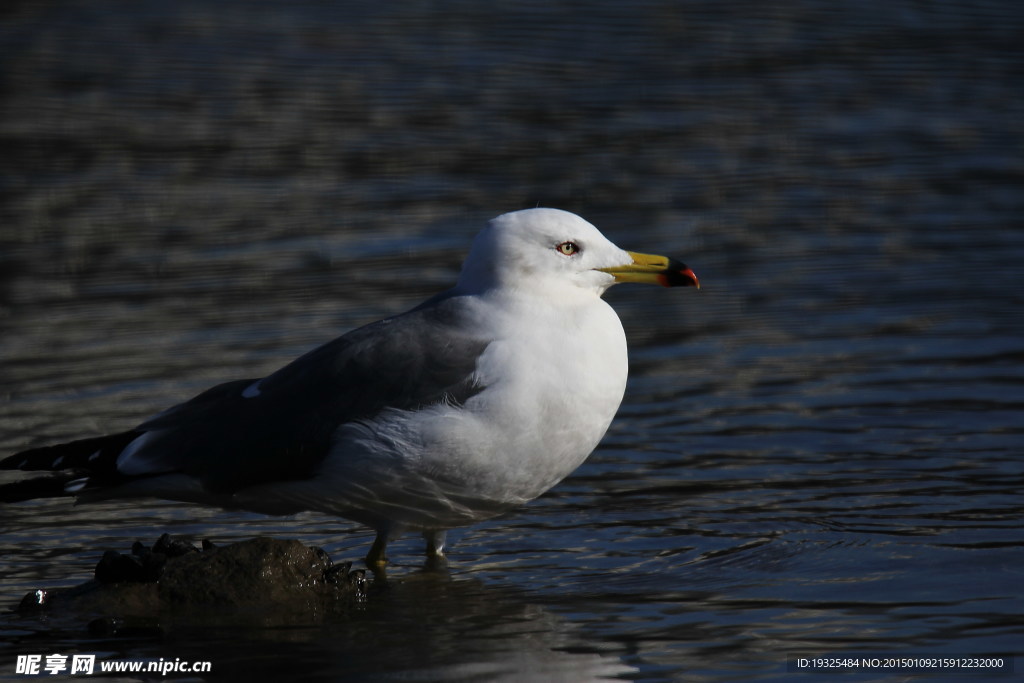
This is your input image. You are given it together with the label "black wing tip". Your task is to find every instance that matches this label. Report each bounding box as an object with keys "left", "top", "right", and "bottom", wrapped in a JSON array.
[
  {"left": 2, "top": 430, "right": 142, "bottom": 473},
  {"left": 0, "top": 474, "right": 82, "bottom": 502},
  {"left": 1, "top": 447, "right": 45, "bottom": 471}
]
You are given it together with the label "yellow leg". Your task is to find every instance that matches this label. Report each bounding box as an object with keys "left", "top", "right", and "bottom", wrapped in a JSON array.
[
  {"left": 365, "top": 531, "right": 389, "bottom": 568},
  {"left": 423, "top": 530, "right": 447, "bottom": 558},
  {"left": 422, "top": 530, "right": 449, "bottom": 572}
]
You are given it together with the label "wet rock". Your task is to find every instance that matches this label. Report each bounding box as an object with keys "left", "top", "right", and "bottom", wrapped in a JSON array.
[
  {"left": 15, "top": 536, "right": 368, "bottom": 630},
  {"left": 93, "top": 534, "right": 201, "bottom": 584},
  {"left": 17, "top": 588, "right": 54, "bottom": 612},
  {"left": 157, "top": 537, "right": 345, "bottom": 607},
  {"left": 95, "top": 549, "right": 160, "bottom": 583},
  {"left": 152, "top": 533, "right": 201, "bottom": 558}
]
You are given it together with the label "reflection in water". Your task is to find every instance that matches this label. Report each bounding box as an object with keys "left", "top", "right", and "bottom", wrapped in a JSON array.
[
  {"left": 2, "top": 0, "right": 1023, "bottom": 679},
  {"left": 327, "top": 577, "right": 637, "bottom": 682}
]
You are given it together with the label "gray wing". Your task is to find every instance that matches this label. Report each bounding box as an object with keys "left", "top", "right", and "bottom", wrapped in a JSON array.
[{"left": 115, "top": 292, "right": 490, "bottom": 492}]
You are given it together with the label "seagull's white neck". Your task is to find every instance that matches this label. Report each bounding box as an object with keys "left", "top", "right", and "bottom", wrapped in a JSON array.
[{"left": 454, "top": 274, "right": 611, "bottom": 312}]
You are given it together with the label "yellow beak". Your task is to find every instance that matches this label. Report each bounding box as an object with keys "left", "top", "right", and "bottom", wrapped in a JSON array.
[{"left": 598, "top": 251, "right": 700, "bottom": 288}]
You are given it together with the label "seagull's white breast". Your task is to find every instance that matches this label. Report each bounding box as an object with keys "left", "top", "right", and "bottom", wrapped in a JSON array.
[
  {"left": 458, "top": 290, "right": 628, "bottom": 491},
  {"left": 314, "top": 288, "right": 629, "bottom": 530}
]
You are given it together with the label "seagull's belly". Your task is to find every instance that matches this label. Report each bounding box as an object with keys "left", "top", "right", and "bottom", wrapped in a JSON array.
[{"left": 316, "top": 301, "right": 629, "bottom": 529}]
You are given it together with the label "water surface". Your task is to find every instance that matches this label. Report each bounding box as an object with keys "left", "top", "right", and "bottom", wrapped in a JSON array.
[{"left": 2, "top": 1, "right": 1022, "bottom": 680}]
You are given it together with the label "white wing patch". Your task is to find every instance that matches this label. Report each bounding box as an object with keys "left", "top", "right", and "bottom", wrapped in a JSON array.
[
  {"left": 116, "top": 431, "right": 159, "bottom": 475},
  {"left": 242, "top": 380, "right": 263, "bottom": 398}
]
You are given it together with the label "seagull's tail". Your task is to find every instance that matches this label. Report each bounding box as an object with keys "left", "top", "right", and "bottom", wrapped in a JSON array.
[{"left": 0, "top": 431, "right": 141, "bottom": 503}]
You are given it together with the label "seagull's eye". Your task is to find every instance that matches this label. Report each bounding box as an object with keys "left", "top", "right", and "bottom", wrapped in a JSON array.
[{"left": 556, "top": 241, "right": 580, "bottom": 256}]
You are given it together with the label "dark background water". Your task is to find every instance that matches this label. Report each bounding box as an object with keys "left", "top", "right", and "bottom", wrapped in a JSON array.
[{"left": 2, "top": 1, "right": 1022, "bottom": 680}]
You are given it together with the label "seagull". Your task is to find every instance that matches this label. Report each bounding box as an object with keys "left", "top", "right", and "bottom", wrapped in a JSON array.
[{"left": 1, "top": 208, "right": 698, "bottom": 567}]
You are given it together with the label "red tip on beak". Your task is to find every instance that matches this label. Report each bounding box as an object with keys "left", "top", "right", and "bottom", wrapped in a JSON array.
[{"left": 657, "top": 263, "right": 700, "bottom": 289}]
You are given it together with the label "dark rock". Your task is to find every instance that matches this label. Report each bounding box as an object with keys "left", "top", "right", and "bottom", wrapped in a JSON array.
[
  {"left": 157, "top": 537, "right": 339, "bottom": 607},
  {"left": 24, "top": 579, "right": 162, "bottom": 617},
  {"left": 94, "top": 547, "right": 168, "bottom": 583},
  {"left": 152, "top": 533, "right": 199, "bottom": 558},
  {"left": 16, "top": 536, "right": 369, "bottom": 629},
  {"left": 95, "top": 550, "right": 147, "bottom": 583},
  {"left": 18, "top": 588, "right": 52, "bottom": 612},
  {"left": 325, "top": 560, "right": 353, "bottom": 585}
]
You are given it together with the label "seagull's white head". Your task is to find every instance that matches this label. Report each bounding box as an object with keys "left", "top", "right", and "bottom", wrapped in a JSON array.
[{"left": 456, "top": 208, "right": 699, "bottom": 297}]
